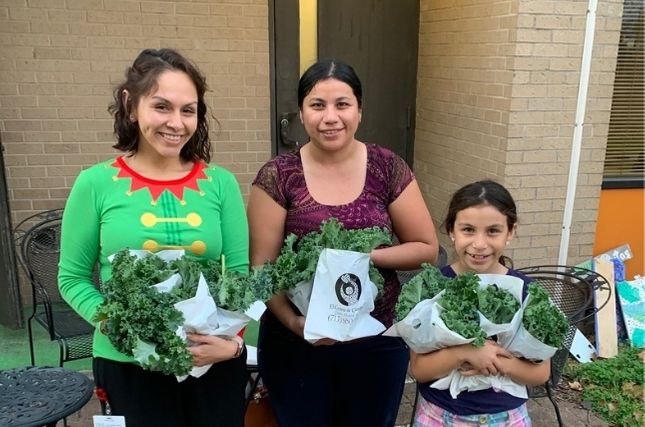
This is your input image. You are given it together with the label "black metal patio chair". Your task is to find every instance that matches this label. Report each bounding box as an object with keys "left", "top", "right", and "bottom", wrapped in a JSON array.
[
  {"left": 516, "top": 264, "right": 611, "bottom": 427},
  {"left": 14, "top": 208, "right": 95, "bottom": 367}
]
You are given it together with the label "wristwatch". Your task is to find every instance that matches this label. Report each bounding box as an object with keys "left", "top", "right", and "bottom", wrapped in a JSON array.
[{"left": 230, "top": 335, "right": 244, "bottom": 358}]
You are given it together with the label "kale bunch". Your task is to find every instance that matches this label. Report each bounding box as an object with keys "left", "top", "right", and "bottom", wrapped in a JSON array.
[
  {"left": 95, "top": 249, "right": 273, "bottom": 376},
  {"left": 269, "top": 218, "right": 391, "bottom": 295},
  {"left": 523, "top": 284, "right": 569, "bottom": 348},
  {"left": 208, "top": 264, "right": 274, "bottom": 312},
  {"left": 477, "top": 285, "right": 520, "bottom": 324},
  {"left": 394, "top": 263, "right": 448, "bottom": 321},
  {"left": 95, "top": 250, "right": 190, "bottom": 376},
  {"left": 438, "top": 272, "right": 488, "bottom": 347},
  {"left": 393, "top": 265, "right": 487, "bottom": 346}
]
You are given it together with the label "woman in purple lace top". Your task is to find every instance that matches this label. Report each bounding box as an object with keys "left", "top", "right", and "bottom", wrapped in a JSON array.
[{"left": 248, "top": 59, "right": 439, "bottom": 427}]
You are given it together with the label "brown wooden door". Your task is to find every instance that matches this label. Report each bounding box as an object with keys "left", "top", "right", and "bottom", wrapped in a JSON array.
[{"left": 270, "top": 0, "right": 420, "bottom": 166}]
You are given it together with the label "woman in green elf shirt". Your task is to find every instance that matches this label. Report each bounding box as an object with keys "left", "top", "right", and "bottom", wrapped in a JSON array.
[{"left": 58, "top": 48, "right": 249, "bottom": 427}]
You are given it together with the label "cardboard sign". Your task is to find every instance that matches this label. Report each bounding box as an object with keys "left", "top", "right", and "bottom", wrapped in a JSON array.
[
  {"left": 615, "top": 277, "right": 645, "bottom": 348},
  {"left": 594, "top": 259, "right": 618, "bottom": 358}
]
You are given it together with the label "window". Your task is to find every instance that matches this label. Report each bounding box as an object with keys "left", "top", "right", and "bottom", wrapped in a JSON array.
[{"left": 602, "top": 0, "right": 644, "bottom": 189}]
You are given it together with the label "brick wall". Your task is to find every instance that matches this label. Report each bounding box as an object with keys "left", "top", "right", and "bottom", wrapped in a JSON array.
[
  {"left": 1, "top": 0, "right": 626, "bottom": 306},
  {"left": 0, "top": 0, "right": 271, "bottom": 228},
  {"left": 415, "top": 0, "right": 622, "bottom": 267}
]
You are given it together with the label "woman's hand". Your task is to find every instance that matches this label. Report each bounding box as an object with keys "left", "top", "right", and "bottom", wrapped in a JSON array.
[
  {"left": 313, "top": 338, "right": 338, "bottom": 346},
  {"left": 287, "top": 315, "right": 306, "bottom": 338},
  {"left": 187, "top": 334, "right": 241, "bottom": 366},
  {"left": 288, "top": 315, "right": 337, "bottom": 345}
]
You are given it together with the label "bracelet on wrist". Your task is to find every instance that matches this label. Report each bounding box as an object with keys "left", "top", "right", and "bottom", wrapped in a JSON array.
[{"left": 230, "top": 336, "right": 244, "bottom": 358}]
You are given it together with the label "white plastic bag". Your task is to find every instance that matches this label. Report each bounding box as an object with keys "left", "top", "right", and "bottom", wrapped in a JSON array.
[
  {"left": 287, "top": 280, "right": 314, "bottom": 316},
  {"left": 429, "top": 274, "right": 529, "bottom": 398},
  {"left": 430, "top": 370, "right": 528, "bottom": 399},
  {"left": 387, "top": 273, "right": 534, "bottom": 398},
  {"left": 120, "top": 249, "right": 265, "bottom": 381},
  {"left": 303, "top": 248, "right": 385, "bottom": 343},
  {"left": 384, "top": 290, "right": 479, "bottom": 353}
]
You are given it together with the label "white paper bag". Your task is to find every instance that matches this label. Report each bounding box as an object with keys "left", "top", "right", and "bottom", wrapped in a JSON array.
[
  {"left": 497, "top": 291, "right": 559, "bottom": 362},
  {"left": 287, "top": 280, "right": 314, "bottom": 316},
  {"left": 173, "top": 273, "right": 220, "bottom": 380},
  {"left": 384, "top": 289, "right": 482, "bottom": 353},
  {"left": 430, "top": 370, "right": 528, "bottom": 399},
  {"left": 433, "top": 275, "right": 528, "bottom": 398},
  {"left": 500, "top": 322, "right": 559, "bottom": 362},
  {"left": 303, "top": 249, "right": 385, "bottom": 342}
]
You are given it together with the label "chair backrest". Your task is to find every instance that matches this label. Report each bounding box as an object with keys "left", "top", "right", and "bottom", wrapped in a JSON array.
[
  {"left": 517, "top": 265, "right": 609, "bottom": 325},
  {"left": 20, "top": 215, "right": 65, "bottom": 308}
]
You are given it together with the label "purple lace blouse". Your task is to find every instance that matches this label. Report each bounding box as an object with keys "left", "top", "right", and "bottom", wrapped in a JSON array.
[{"left": 252, "top": 143, "right": 414, "bottom": 326}]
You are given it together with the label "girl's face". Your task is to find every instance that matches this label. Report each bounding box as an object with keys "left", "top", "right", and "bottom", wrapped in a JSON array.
[
  {"left": 300, "top": 78, "right": 362, "bottom": 151},
  {"left": 449, "top": 204, "right": 516, "bottom": 274},
  {"left": 132, "top": 70, "right": 198, "bottom": 161}
]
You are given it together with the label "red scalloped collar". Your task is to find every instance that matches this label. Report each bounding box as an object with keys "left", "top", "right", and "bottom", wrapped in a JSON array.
[{"left": 112, "top": 156, "right": 208, "bottom": 203}]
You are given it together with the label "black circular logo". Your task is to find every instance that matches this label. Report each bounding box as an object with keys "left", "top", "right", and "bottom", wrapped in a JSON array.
[{"left": 335, "top": 273, "right": 362, "bottom": 306}]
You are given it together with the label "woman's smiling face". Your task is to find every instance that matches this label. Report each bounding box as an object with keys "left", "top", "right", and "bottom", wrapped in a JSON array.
[
  {"left": 450, "top": 204, "right": 515, "bottom": 274},
  {"left": 300, "top": 78, "right": 362, "bottom": 151},
  {"left": 132, "top": 70, "right": 198, "bottom": 160}
]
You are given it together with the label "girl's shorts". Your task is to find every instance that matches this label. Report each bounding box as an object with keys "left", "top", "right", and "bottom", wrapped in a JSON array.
[{"left": 414, "top": 398, "right": 532, "bottom": 427}]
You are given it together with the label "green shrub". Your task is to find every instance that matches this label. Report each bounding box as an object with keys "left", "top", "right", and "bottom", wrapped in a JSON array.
[{"left": 569, "top": 346, "right": 643, "bottom": 426}]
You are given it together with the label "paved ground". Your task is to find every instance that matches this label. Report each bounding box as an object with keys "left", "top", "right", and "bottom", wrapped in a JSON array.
[{"left": 60, "top": 372, "right": 608, "bottom": 427}]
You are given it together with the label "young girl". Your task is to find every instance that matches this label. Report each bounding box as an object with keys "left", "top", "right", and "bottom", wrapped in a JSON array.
[{"left": 410, "top": 180, "right": 550, "bottom": 426}]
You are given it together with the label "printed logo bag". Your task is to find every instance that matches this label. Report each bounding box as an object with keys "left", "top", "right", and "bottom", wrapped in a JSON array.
[{"left": 303, "top": 248, "right": 385, "bottom": 342}]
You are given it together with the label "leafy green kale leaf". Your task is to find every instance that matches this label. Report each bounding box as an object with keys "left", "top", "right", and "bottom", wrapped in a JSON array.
[
  {"left": 523, "top": 284, "right": 569, "bottom": 348},
  {"left": 477, "top": 285, "right": 520, "bottom": 324},
  {"left": 269, "top": 218, "right": 392, "bottom": 295},
  {"left": 438, "top": 272, "right": 487, "bottom": 347},
  {"left": 395, "top": 263, "right": 448, "bottom": 321},
  {"left": 95, "top": 249, "right": 189, "bottom": 375},
  {"left": 95, "top": 249, "right": 274, "bottom": 376}
]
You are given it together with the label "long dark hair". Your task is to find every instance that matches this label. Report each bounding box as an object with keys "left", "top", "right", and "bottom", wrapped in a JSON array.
[
  {"left": 443, "top": 180, "right": 518, "bottom": 267},
  {"left": 298, "top": 59, "right": 363, "bottom": 108},
  {"left": 108, "top": 48, "right": 211, "bottom": 163}
]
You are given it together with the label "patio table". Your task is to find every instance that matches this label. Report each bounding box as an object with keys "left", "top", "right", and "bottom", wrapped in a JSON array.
[{"left": 0, "top": 366, "right": 93, "bottom": 427}]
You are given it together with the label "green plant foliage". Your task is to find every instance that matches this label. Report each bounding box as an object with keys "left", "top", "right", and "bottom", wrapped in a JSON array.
[
  {"left": 438, "top": 271, "right": 487, "bottom": 347},
  {"left": 95, "top": 249, "right": 273, "bottom": 376},
  {"left": 269, "top": 218, "right": 392, "bottom": 295},
  {"left": 523, "top": 284, "right": 569, "bottom": 348},
  {"left": 477, "top": 285, "right": 520, "bottom": 324},
  {"left": 394, "top": 270, "right": 570, "bottom": 350},
  {"left": 394, "top": 263, "right": 448, "bottom": 322},
  {"left": 569, "top": 346, "right": 644, "bottom": 426}
]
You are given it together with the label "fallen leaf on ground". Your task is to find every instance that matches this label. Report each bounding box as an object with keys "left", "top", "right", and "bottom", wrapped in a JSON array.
[
  {"left": 621, "top": 382, "right": 643, "bottom": 400},
  {"left": 568, "top": 381, "right": 583, "bottom": 391}
]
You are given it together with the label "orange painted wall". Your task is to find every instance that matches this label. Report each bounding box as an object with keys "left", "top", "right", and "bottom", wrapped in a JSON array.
[{"left": 593, "top": 188, "right": 644, "bottom": 280}]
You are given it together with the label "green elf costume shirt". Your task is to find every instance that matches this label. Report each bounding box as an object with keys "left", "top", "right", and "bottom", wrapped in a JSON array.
[{"left": 58, "top": 156, "right": 249, "bottom": 363}]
